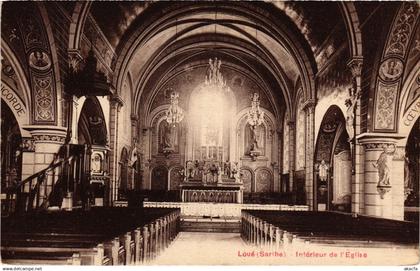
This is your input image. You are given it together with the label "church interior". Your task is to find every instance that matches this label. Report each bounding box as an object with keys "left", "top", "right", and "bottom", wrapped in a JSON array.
[{"left": 1, "top": 1, "right": 419, "bottom": 266}]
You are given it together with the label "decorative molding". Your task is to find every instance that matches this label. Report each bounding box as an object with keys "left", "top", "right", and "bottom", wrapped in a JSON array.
[
  {"left": 384, "top": 2, "right": 419, "bottom": 57},
  {"left": 347, "top": 56, "right": 363, "bottom": 78},
  {"left": 111, "top": 93, "right": 124, "bottom": 109},
  {"left": 23, "top": 125, "right": 67, "bottom": 144},
  {"left": 373, "top": 2, "right": 419, "bottom": 132},
  {"left": 302, "top": 98, "right": 316, "bottom": 111},
  {"left": 357, "top": 132, "right": 404, "bottom": 150},
  {"left": 379, "top": 57, "right": 404, "bottom": 82},
  {"left": 32, "top": 134, "right": 66, "bottom": 143},
  {"left": 32, "top": 72, "right": 56, "bottom": 123},
  {"left": 374, "top": 81, "right": 399, "bottom": 130},
  {"left": 68, "top": 49, "right": 83, "bottom": 72},
  {"left": 20, "top": 138, "right": 36, "bottom": 152}
]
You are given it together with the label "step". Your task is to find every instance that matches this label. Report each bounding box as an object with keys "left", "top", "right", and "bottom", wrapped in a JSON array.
[{"left": 180, "top": 219, "right": 241, "bottom": 233}]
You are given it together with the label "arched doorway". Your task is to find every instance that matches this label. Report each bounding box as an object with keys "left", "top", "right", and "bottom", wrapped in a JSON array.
[
  {"left": 404, "top": 118, "right": 419, "bottom": 221},
  {"left": 1, "top": 101, "right": 22, "bottom": 193},
  {"left": 169, "top": 166, "right": 183, "bottom": 191},
  {"left": 77, "top": 97, "right": 109, "bottom": 206},
  {"left": 78, "top": 98, "right": 107, "bottom": 146},
  {"left": 314, "top": 106, "right": 351, "bottom": 212},
  {"left": 151, "top": 166, "right": 168, "bottom": 191}
]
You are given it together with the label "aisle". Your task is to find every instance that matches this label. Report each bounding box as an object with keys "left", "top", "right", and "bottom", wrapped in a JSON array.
[
  {"left": 149, "top": 232, "right": 250, "bottom": 265},
  {"left": 148, "top": 232, "right": 419, "bottom": 265}
]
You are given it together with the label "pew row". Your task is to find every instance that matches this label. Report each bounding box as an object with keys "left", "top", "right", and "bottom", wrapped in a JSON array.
[
  {"left": 241, "top": 211, "right": 419, "bottom": 249},
  {"left": 1, "top": 209, "right": 180, "bottom": 265}
]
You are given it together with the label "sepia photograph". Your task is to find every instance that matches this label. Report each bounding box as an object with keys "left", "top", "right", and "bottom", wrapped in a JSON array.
[{"left": 0, "top": 1, "right": 419, "bottom": 269}]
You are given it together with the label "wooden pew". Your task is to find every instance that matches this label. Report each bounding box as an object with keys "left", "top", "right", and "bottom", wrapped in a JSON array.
[
  {"left": 241, "top": 210, "right": 419, "bottom": 249},
  {"left": 2, "top": 208, "right": 181, "bottom": 265}
]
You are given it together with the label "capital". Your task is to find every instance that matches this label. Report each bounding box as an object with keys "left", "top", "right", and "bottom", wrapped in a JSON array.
[
  {"left": 67, "top": 49, "right": 83, "bottom": 72},
  {"left": 347, "top": 56, "right": 363, "bottom": 78},
  {"left": 110, "top": 93, "right": 124, "bottom": 110},
  {"left": 302, "top": 98, "right": 316, "bottom": 113}
]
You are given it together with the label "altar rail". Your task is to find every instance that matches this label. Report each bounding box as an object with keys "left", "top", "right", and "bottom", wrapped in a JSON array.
[{"left": 144, "top": 202, "right": 309, "bottom": 218}]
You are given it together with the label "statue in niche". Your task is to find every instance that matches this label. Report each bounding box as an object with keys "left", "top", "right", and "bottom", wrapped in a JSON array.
[
  {"left": 160, "top": 121, "right": 178, "bottom": 152},
  {"left": 372, "top": 145, "right": 395, "bottom": 187},
  {"left": 247, "top": 124, "right": 265, "bottom": 155},
  {"left": 318, "top": 160, "right": 329, "bottom": 182},
  {"left": 91, "top": 153, "right": 102, "bottom": 174}
]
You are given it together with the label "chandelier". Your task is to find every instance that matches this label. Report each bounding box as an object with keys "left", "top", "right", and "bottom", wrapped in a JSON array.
[
  {"left": 165, "top": 91, "right": 184, "bottom": 125},
  {"left": 204, "top": 57, "right": 231, "bottom": 93},
  {"left": 246, "top": 93, "right": 264, "bottom": 127}
]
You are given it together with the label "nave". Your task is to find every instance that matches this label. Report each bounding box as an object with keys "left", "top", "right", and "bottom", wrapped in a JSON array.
[
  {"left": 2, "top": 205, "right": 418, "bottom": 265},
  {"left": 1, "top": 1, "right": 419, "bottom": 267}
]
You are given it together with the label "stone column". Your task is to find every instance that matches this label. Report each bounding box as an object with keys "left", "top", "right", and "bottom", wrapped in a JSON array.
[
  {"left": 347, "top": 57, "right": 364, "bottom": 215},
  {"left": 304, "top": 100, "right": 316, "bottom": 209},
  {"left": 287, "top": 121, "right": 295, "bottom": 192},
  {"left": 22, "top": 126, "right": 67, "bottom": 206},
  {"left": 358, "top": 134, "right": 404, "bottom": 220},
  {"left": 109, "top": 94, "right": 124, "bottom": 204},
  {"left": 130, "top": 114, "right": 139, "bottom": 190},
  {"left": 66, "top": 51, "right": 84, "bottom": 144}
]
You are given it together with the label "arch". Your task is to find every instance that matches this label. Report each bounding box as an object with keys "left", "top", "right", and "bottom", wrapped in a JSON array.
[
  {"left": 38, "top": 3, "right": 64, "bottom": 126},
  {"left": 77, "top": 97, "right": 108, "bottom": 145},
  {"left": 240, "top": 166, "right": 254, "bottom": 193},
  {"left": 112, "top": 2, "right": 316, "bottom": 110},
  {"left": 339, "top": 2, "right": 363, "bottom": 58},
  {"left": 1, "top": 101, "right": 23, "bottom": 192},
  {"left": 68, "top": 2, "right": 92, "bottom": 51},
  {"left": 372, "top": 2, "right": 418, "bottom": 132},
  {"left": 1, "top": 40, "right": 31, "bottom": 136},
  {"left": 235, "top": 107, "right": 276, "bottom": 162},
  {"left": 314, "top": 105, "right": 350, "bottom": 211},
  {"left": 151, "top": 165, "right": 168, "bottom": 190},
  {"left": 254, "top": 167, "right": 273, "bottom": 192},
  {"left": 398, "top": 61, "right": 420, "bottom": 145},
  {"left": 169, "top": 165, "right": 183, "bottom": 190},
  {"left": 137, "top": 42, "right": 284, "bottom": 124},
  {"left": 404, "top": 118, "right": 419, "bottom": 221}
]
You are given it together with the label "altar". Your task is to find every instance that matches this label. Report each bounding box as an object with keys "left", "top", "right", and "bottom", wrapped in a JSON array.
[
  {"left": 180, "top": 183, "right": 243, "bottom": 203},
  {"left": 181, "top": 160, "right": 243, "bottom": 203}
]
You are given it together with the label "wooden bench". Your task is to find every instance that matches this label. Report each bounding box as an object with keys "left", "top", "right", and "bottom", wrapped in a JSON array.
[
  {"left": 1, "top": 208, "right": 181, "bottom": 265},
  {"left": 241, "top": 210, "right": 419, "bottom": 249}
]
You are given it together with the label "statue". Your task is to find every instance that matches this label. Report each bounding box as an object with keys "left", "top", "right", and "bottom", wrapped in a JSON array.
[
  {"left": 372, "top": 145, "right": 394, "bottom": 187},
  {"left": 223, "top": 160, "right": 231, "bottom": 177},
  {"left": 345, "top": 87, "right": 359, "bottom": 140},
  {"left": 186, "top": 160, "right": 194, "bottom": 178},
  {"left": 318, "top": 160, "right": 329, "bottom": 182},
  {"left": 161, "top": 121, "right": 177, "bottom": 151},
  {"left": 231, "top": 162, "right": 239, "bottom": 181}
]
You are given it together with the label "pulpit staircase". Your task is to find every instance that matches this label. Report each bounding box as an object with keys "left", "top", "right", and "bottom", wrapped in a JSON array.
[{"left": 1, "top": 143, "right": 90, "bottom": 217}]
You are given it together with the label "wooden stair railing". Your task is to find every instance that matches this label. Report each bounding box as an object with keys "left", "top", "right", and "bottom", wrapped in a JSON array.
[{"left": 3, "top": 144, "right": 89, "bottom": 216}]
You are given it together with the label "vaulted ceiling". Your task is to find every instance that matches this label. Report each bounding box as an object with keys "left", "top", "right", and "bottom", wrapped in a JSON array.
[{"left": 89, "top": 1, "right": 349, "bottom": 119}]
